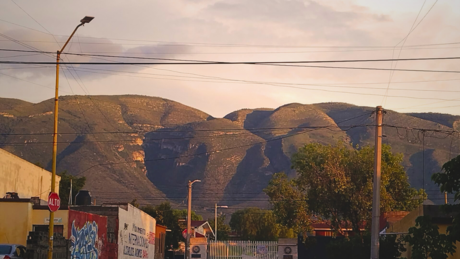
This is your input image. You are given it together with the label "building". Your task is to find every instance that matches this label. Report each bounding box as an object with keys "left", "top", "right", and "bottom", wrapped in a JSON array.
[
  {"left": 308, "top": 211, "right": 408, "bottom": 237},
  {"left": 0, "top": 199, "right": 159, "bottom": 259},
  {"left": 0, "top": 198, "right": 70, "bottom": 245},
  {"left": 0, "top": 148, "right": 60, "bottom": 201},
  {"left": 191, "top": 220, "right": 214, "bottom": 239},
  {"left": 72, "top": 203, "right": 157, "bottom": 259},
  {"left": 155, "top": 224, "right": 167, "bottom": 259},
  {"left": 387, "top": 205, "right": 458, "bottom": 259},
  {"left": 309, "top": 221, "right": 366, "bottom": 237}
]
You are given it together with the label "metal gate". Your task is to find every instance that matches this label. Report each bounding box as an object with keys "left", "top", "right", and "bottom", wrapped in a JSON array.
[{"left": 209, "top": 241, "right": 278, "bottom": 259}]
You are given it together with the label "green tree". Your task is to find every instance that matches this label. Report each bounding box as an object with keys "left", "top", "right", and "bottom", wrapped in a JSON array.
[
  {"left": 432, "top": 155, "right": 460, "bottom": 203},
  {"left": 432, "top": 154, "right": 460, "bottom": 244},
  {"left": 264, "top": 172, "right": 312, "bottom": 235},
  {"left": 140, "top": 201, "right": 202, "bottom": 249},
  {"left": 271, "top": 142, "right": 425, "bottom": 234},
  {"left": 229, "top": 208, "right": 294, "bottom": 240},
  {"left": 404, "top": 216, "right": 455, "bottom": 259},
  {"left": 130, "top": 199, "right": 140, "bottom": 208},
  {"left": 208, "top": 214, "right": 231, "bottom": 240},
  {"left": 57, "top": 171, "right": 86, "bottom": 205}
]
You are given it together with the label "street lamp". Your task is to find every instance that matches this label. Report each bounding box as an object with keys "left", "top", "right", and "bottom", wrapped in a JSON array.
[
  {"left": 187, "top": 180, "right": 201, "bottom": 259},
  {"left": 48, "top": 16, "right": 94, "bottom": 259},
  {"left": 215, "top": 204, "right": 228, "bottom": 241}
]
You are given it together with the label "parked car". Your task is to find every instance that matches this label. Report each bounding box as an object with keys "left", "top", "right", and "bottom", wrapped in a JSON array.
[{"left": 0, "top": 244, "right": 26, "bottom": 259}]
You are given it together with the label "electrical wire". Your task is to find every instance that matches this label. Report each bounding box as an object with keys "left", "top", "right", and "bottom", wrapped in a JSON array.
[
  {"left": 3, "top": 60, "right": 460, "bottom": 75},
  {"left": 2, "top": 48, "right": 460, "bottom": 63},
  {"left": 383, "top": 0, "right": 428, "bottom": 105}
]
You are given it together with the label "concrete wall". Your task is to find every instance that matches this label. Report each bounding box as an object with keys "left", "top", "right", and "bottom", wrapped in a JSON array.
[
  {"left": 118, "top": 204, "right": 156, "bottom": 259},
  {"left": 0, "top": 201, "right": 32, "bottom": 245},
  {"left": 31, "top": 209, "right": 69, "bottom": 238},
  {"left": 0, "top": 148, "right": 60, "bottom": 200},
  {"left": 70, "top": 205, "right": 121, "bottom": 243},
  {"left": 0, "top": 201, "right": 70, "bottom": 246},
  {"left": 68, "top": 209, "right": 112, "bottom": 259}
]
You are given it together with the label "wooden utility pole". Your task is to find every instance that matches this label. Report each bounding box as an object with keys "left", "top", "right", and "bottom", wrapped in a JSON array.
[
  {"left": 371, "top": 106, "right": 383, "bottom": 259},
  {"left": 215, "top": 203, "right": 218, "bottom": 242},
  {"left": 187, "top": 180, "right": 200, "bottom": 259},
  {"left": 187, "top": 181, "right": 192, "bottom": 259}
]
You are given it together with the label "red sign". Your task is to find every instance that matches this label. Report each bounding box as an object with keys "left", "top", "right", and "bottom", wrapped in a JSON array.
[
  {"left": 182, "top": 229, "right": 187, "bottom": 239},
  {"left": 48, "top": 192, "right": 60, "bottom": 212}
]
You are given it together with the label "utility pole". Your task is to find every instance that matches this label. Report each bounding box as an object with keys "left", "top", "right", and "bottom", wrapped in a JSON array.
[
  {"left": 214, "top": 204, "right": 228, "bottom": 241},
  {"left": 187, "top": 180, "right": 200, "bottom": 259},
  {"left": 48, "top": 16, "right": 94, "bottom": 259},
  {"left": 68, "top": 179, "right": 72, "bottom": 205},
  {"left": 371, "top": 106, "right": 383, "bottom": 259},
  {"left": 215, "top": 203, "right": 217, "bottom": 242}
]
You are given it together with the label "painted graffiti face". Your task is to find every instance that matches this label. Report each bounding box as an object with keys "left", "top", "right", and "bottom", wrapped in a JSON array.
[{"left": 70, "top": 220, "right": 100, "bottom": 259}]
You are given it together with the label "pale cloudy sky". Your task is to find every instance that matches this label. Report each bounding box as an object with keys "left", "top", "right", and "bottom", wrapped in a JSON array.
[{"left": 0, "top": 0, "right": 459, "bottom": 117}]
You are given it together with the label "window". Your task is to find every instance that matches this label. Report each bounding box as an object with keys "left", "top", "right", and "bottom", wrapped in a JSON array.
[{"left": 0, "top": 245, "right": 12, "bottom": 255}]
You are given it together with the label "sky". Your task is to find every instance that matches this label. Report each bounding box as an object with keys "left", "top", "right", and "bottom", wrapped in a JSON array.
[{"left": 0, "top": 0, "right": 460, "bottom": 117}]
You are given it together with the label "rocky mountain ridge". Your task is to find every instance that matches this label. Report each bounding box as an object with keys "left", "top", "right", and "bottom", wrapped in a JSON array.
[{"left": 1, "top": 95, "right": 458, "bottom": 206}]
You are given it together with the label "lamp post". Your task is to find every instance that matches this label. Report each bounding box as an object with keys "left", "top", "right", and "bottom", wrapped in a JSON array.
[
  {"left": 187, "top": 180, "right": 201, "bottom": 259},
  {"left": 214, "top": 204, "right": 228, "bottom": 241},
  {"left": 48, "top": 16, "right": 94, "bottom": 259}
]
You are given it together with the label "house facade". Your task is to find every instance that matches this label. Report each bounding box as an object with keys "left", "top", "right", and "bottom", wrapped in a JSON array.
[{"left": 0, "top": 148, "right": 60, "bottom": 201}]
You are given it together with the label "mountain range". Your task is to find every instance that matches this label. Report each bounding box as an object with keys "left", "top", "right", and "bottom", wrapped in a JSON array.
[{"left": 1, "top": 95, "right": 458, "bottom": 208}]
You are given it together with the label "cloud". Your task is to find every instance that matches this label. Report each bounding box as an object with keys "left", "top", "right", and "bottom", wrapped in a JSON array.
[
  {"left": 1, "top": 0, "right": 459, "bottom": 116},
  {"left": 0, "top": 28, "right": 193, "bottom": 80},
  {"left": 200, "top": 0, "right": 391, "bottom": 45}
]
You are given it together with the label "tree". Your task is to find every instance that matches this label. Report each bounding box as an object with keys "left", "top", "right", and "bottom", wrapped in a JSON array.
[
  {"left": 269, "top": 142, "right": 425, "bottom": 234},
  {"left": 229, "top": 208, "right": 294, "bottom": 241},
  {"left": 130, "top": 199, "right": 140, "bottom": 208},
  {"left": 57, "top": 171, "right": 86, "bottom": 205},
  {"left": 432, "top": 155, "right": 460, "bottom": 203},
  {"left": 264, "top": 172, "right": 312, "bottom": 235},
  {"left": 404, "top": 216, "right": 455, "bottom": 259},
  {"left": 140, "top": 201, "right": 203, "bottom": 249},
  {"left": 432, "top": 154, "right": 460, "bottom": 243},
  {"left": 208, "top": 214, "right": 231, "bottom": 240}
]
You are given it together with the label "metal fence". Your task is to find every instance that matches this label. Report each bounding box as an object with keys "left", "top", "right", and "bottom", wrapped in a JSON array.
[{"left": 209, "top": 241, "right": 278, "bottom": 259}]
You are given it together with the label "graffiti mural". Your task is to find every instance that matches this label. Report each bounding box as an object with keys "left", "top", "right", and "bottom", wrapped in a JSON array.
[
  {"left": 69, "top": 210, "right": 109, "bottom": 259},
  {"left": 70, "top": 220, "right": 100, "bottom": 259}
]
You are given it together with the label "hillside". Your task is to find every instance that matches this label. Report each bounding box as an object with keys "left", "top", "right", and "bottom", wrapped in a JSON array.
[
  {"left": 0, "top": 96, "right": 457, "bottom": 206},
  {"left": 0, "top": 95, "right": 210, "bottom": 204}
]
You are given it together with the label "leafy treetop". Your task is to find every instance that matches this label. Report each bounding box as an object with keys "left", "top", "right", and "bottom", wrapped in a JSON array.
[{"left": 267, "top": 141, "right": 425, "bottom": 234}]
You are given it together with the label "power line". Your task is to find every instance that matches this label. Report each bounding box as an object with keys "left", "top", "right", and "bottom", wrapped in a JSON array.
[
  {"left": 261, "top": 63, "right": 460, "bottom": 74},
  {"left": 2, "top": 119, "right": 458, "bottom": 138},
  {"left": 382, "top": 124, "right": 458, "bottom": 135},
  {"left": 4, "top": 64, "right": 460, "bottom": 103},
  {"left": 3, "top": 41, "right": 460, "bottom": 54},
  {"left": 2, "top": 60, "right": 460, "bottom": 74},
  {"left": 62, "top": 66, "right": 460, "bottom": 94},
  {"left": 75, "top": 117, "right": 371, "bottom": 174},
  {"left": 383, "top": 0, "right": 428, "bottom": 105},
  {"left": 0, "top": 125, "right": 362, "bottom": 146},
  {"left": 3, "top": 48, "right": 460, "bottom": 63}
]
